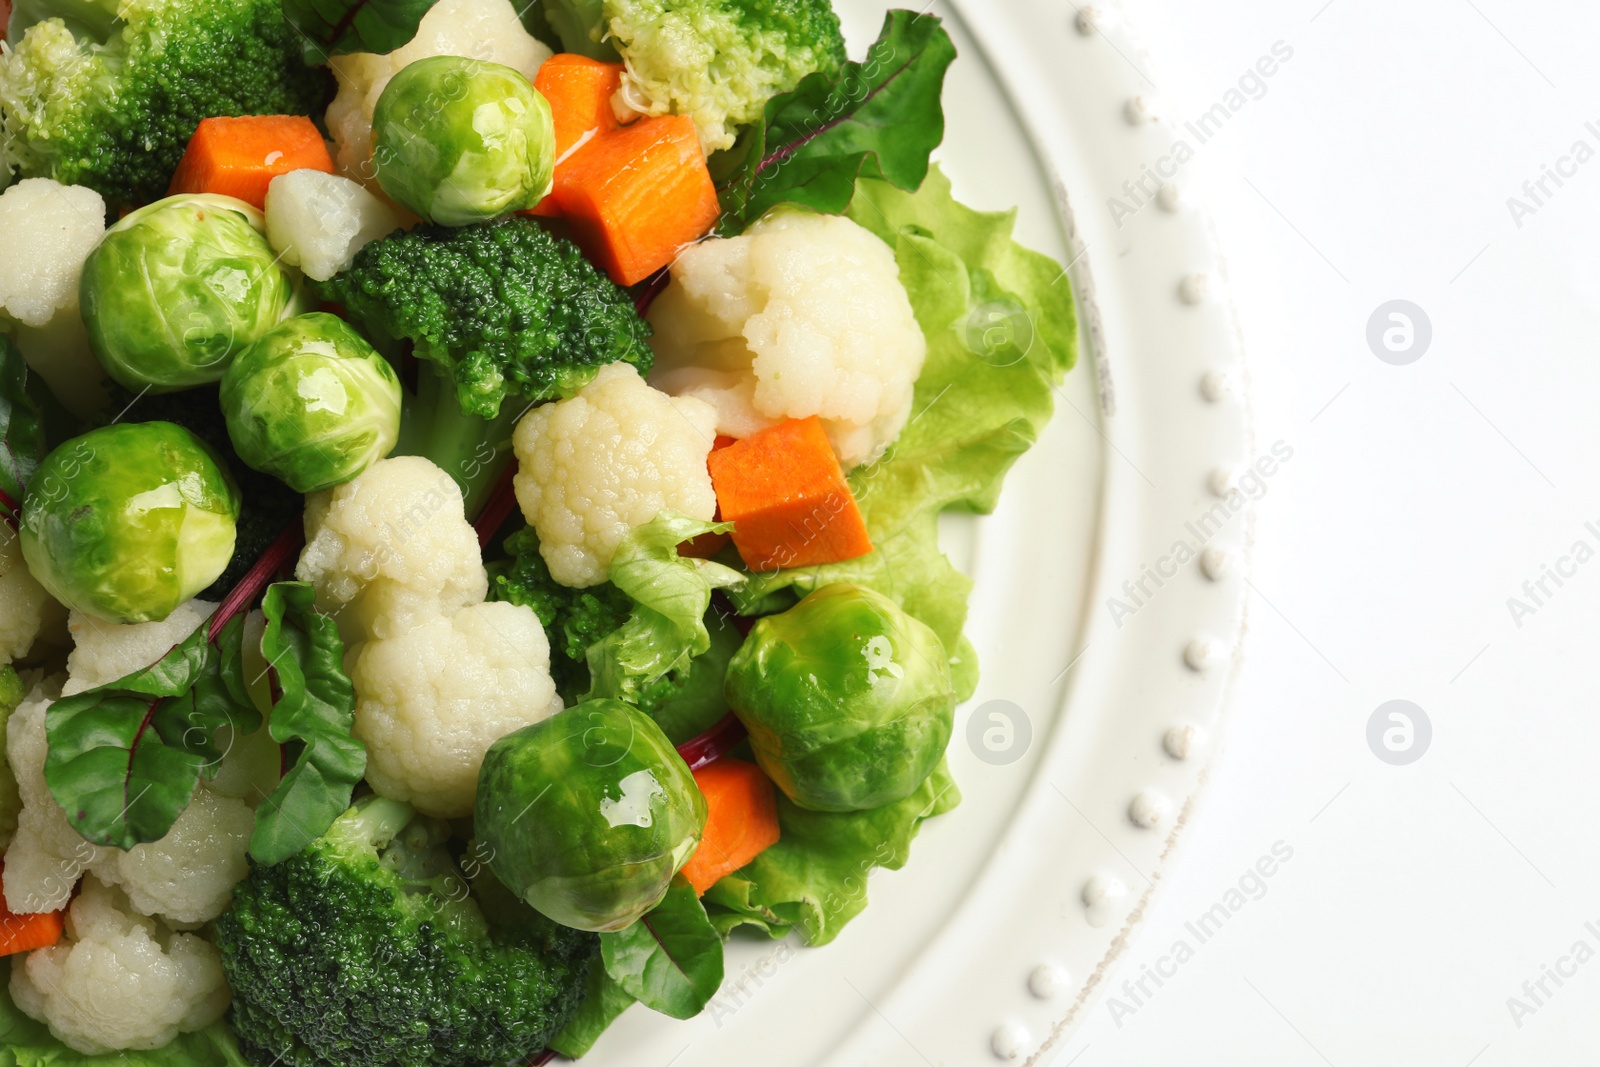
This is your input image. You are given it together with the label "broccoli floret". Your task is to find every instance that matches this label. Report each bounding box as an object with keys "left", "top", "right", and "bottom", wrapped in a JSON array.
[
  {"left": 216, "top": 795, "right": 596, "bottom": 1067},
  {"left": 0, "top": 0, "right": 331, "bottom": 210},
  {"left": 545, "top": 0, "right": 848, "bottom": 151},
  {"left": 315, "top": 216, "right": 653, "bottom": 422}
]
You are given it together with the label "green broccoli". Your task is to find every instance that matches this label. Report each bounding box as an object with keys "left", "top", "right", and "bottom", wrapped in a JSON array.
[
  {"left": 315, "top": 216, "right": 653, "bottom": 516},
  {"left": 0, "top": 0, "right": 330, "bottom": 209},
  {"left": 216, "top": 795, "right": 596, "bottom": 1067},
  {"left": 544, "top": 0, "right": 848, "bottom": 151}
]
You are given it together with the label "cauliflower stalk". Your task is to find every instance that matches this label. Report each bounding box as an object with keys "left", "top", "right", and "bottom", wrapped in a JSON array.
[
  {"left": 325, "top": 0, "right": 552, "bottom": 187},
  {"left": 10, "top": 876, "right": 230, "bottom": 1055},
  {"left": 296, "top": 456, "right": 563, "bottom": 817},
  {"left": 264, "top": 169, "right": 404, "bottom": 282},
  {"left": 648, "top": 208, "right": 927, "bottom": 469},
  {"left": 513, "top": 362, "right": 717, "bottom": 588},
  {"left": 0, "top": 177, "right": 110, "bottom": 418}
]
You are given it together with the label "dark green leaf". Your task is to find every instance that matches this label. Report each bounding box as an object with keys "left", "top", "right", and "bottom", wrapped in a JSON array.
[
  {"left": 715, "top": 10, "right": 956, "bottom": 235},
  {"left": 0, "top": 335, "right": 50, "bottom": 526},
  {"left": 280, "top": 0, "right": 439, "bottom": 65},
  {"left": 546, "top": 961, "right": 636, "bottom": 1058},
  {"left": 45, "top": 620, "right": 261, "bottom": 850},
  {"left": 249, "top": 582, "right": 366, "bottom": 865},
  {"left": 599, "top": 876, "right": 723, "bottom": 1019}
]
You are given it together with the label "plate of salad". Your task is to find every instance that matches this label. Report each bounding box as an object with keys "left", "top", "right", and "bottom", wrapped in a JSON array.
[{"left": 0, "top": 0, "right": 1251, "bottom": 1062}]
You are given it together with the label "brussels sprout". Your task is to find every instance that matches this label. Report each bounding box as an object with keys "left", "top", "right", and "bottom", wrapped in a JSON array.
[
  {"left": 19, "top": 423, "right": 240, "bottom": 624},
  {"left": 476, "top": 699, "right": 705, "bottom": 932},
  {"left": 724, "top": 583, "right": 955, "bottom": 812},
  {"left": 220, "top": 313, "right": 403, "bottom": 493},
  {"left": 80, "top": 194, "right": 297, "bottom": 392},
  {"left": 373, "top": 56, "right": 556, "bottom": 226}
]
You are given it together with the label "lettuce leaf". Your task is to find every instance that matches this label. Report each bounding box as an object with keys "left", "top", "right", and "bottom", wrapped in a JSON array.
[
  {"left": 736, "top": 165, "right": 1077, "bottom": 698},
  {"left": 583, "top": 514, "right": 742, "bottom": 703},
  {"left": 0, "top": 980, "right": 249, "bottom": 1067},
  {"left": 703, "top": 760, "right": 960, "bottom": 946}
]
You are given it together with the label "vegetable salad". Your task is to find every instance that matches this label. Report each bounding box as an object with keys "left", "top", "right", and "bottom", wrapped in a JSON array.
[{"left": 0, "top": 0, "right": 1076, "bottom": 1061}]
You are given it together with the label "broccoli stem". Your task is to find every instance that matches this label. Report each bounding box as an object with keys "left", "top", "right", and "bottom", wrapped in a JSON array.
[
  {"left": 394, "top": 367, "right": 526, "bottom": 520},
  {"left": 326, "top": 794, "right": 416, "bottom": 853}
]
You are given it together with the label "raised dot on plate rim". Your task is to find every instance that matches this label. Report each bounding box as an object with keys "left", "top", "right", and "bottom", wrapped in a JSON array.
[
  {"left": 1082, "top": 873, "right": 1128, "bottom": 907},
  {"left": 1200, "top": 545, "right": 1232, "bottom": 580},
  {"left": 1164, "top": 722, "right": 1204, "bottom": 760},
  {"left": 1179, "top": 273, "right": 1210, "bottom": 305},
  {"left": 1074, "top": 6, "right": 1098, "bottom": 34},
  {"left": 1028, "top": 963, "right": 1069, "bottom": 999},
  {"left": 1207, "top": 467, "right": 1236, "bottom": 497},
  {"left": 991, "top": 1022, "right": 1029, "bottom": 1060},
  {"left": 1129, "top": 789, "right": 1170, "bottom": 829},
  {"left": 1123, "top": 96, "right": 1152, "bottom": 125},
  {"left": 1199, "top": 371, "right": 1230, "bottom": 402},
  {"left": 1183, "top": 638, "right": 1219, "bottom": 672},
  {"left": 1157, "top": 183, "right": 1182, "bottom": 212}
]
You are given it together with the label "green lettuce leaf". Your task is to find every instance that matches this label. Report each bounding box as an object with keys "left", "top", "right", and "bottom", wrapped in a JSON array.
[
  {"left": 583, "top": 514, "right": 742, "bottom": 703},
  {"left": 715, "top": 10, "right": 955, "bottom": 235},
  {"left": 44, "top": 618, "right": 261, "bottom": 849},
  {"left": 280, "top": 0, "right": 439, "bottom": 65},
  {"left": 703, "top": 760, "right": 960, "bottom": 946},
  {"left": 735, "top": 165, "right": 1077, "bottom": 698},
  {"left": 0, "top": 978, "right": 249, "bottom": 1067},
  {"left": 599, "top": 876, "right": 724, "bottom": 1020},
  {"left": 248, "top": 582, "right": 366, "bottom": 865}
]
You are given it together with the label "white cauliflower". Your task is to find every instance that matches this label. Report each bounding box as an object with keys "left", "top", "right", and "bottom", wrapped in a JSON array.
[
  {"left": 9, "top": 876, "right": 229, "bottom": 1055},
  {"left": 0, "top": 676, "right": 93, "bottom": 916},
  {"left": 648, "top": 208, "right": 926, "bottom": 468},
  {"left": 0, "top": 178, "right": 111, "bottom": 418},
  {"left": 513, "top": 362, "right": 717, "bottom": 588},
  {"left": 63, "top": 601, "right": 215, "bottom": 696},
  {"left": 93, "top": 788, "right": 255, "bottom": 928},
  {"left": 325, "top": 0, "right": 552, "bottom": 186},
  {"left": 0, "top": 533, "right": 50, "bottom": 665},
  {"left": 265, "top": 169, "right": 404, "bottom": 282},
  {"left": 296, "top": 456, "right": 488, "bottom": 642},
  {"left": 351, "top": 601, "right": 561, "bottom": 818}
]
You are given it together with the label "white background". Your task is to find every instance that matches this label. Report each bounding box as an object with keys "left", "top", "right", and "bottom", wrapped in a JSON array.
[{"left": 1055, "top": 1, "right": 1600, "bottom": 1064}]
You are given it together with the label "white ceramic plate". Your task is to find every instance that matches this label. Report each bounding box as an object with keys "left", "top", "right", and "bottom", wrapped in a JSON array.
[{"left": 588, "top": 1, "right": 1252, "bottom": 1062}]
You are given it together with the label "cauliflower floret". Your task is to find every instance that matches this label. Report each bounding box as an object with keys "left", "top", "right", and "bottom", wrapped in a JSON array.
[
  {"left": 92, "top": 788, "right": 255, "bottom": 928},
  {"left": 0, "top": 178, "right": 111, "bottom": 417},
  {"left": 63, "top": 601, "right": 215, "bottom": 697},
  {"left": 9, "top": 876, "right": 229, "bottom": 1055},
  {"left": 648, "top": 208, "right": 926, "bottom": 468},
  {"left": 351, "top": 601, "right": 561, "bottom": 817},
  {"left": 264, "top": 169, "right": 404, "bottom": 282},
  {"left": 296, "top": 456, "right": 488, "bottom": 642},
  {"left": 325, "top": 0, "right": 552, "bottom": 186},
  {"left": 513, "top": 362, "right": 717, "bottom": 588},
  {"left": 0, "top": 533, "right": 50, "bottom": 665},
  {"left": 1, "top": 676, "right": 97, "bottom": 915}
]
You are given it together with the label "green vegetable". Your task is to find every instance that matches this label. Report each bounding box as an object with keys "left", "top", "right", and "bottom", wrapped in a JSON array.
[
  {"left": 278, "top": 0, "right": 437, "bottom": 65},
  {"left": 704, "top": 760, "right": 959, "bottom": 945},
  {"left": 544, "top": 0, "right": 847, "bottom": 151},
  {"left": 44, "top": 615, "right": 260, "bottom": 848},
  {"left": 0, "top": 979, "right": 251, "bottom": 1067},
  {"left": 20, "top": 422, "right": 241, "bottom": 624},
  {"left": 0, "top": 0, "right": 330, "bottom": 209},
  {"left": 0, "top": 335, "right": 53, "bottom": 528},
  {"left": 316, "top": 215, "right": 652, "bottom": 419},
  {"left": 218, "top": 795, "right": 597, "bottom": 1067},
  {"left": 726, "top": 583, "right": 955, "bottom": 812},
  {"left": 644, "top": 607, "right": 741, "bottom": 743},
  {"left": 221, "top": 312, "right": 402, "bottom": 493},
  {"left": 547, "top": 964, "right": 636, "bottom": 1059},
  {"left": 477, "top": 698, "right": 706, "bottom": 932},
  {"left": 249, "top": 582, "right": 366, "bottom": 865},
  {"left": 715, "top": 9, "right": 954, "bottom": 235},
  {"left": 0, "top": 666, "right": 27, "bottom": 847},
  {"left": 81, "top": 195, "right": 298, "bottom": 392},
  {"left": 373, "top": 56, "right": 556, "bottom": 226},
  {"left": 599, "top": 876, "right": 723, "bottom": 1019},
  {"left": 734, "top": 166, "right": 1077, "bottom": 699}
]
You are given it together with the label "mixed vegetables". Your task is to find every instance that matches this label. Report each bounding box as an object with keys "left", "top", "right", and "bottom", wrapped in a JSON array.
[{"left": 0, "top": 0, "right": 1077, "bottom": 1062}]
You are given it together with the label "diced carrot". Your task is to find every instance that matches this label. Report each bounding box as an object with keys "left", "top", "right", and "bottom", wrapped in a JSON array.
[
  {"left": 707, "top": 416, "right": 873, "bottom": 572},
  {"left": 679, "top": 436, "right": 739, "bottom": 559},
  {"left": 552, "top": 114, "right": 719, "bottom": 285},
  {"left": 0, "top": 862, "right": 64, "bottom": 957},
  {"left": 681, "top": 758, "right": 781, "bottom": 896},
  {"left": 534, "top": 54, "right": 626, "bottom": 160},
  {"left": 169, "top": 116, "right": 334, "bottom": 209}
]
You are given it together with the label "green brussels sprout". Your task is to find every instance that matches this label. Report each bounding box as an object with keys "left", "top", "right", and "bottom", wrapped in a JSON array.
[
  {"left": 20, "top": 423, "right": 240, "bottom": 624},
  {"left": 373, "top": 55, "right": 556, "bottom": 226},
  {"left": 476, "top": 699, "right": 705, "bottom": 932},
  {"left": 220, "top": 313, "right": 403, "bottom": 493},
  {"left": 724, "top": 583, "right": 955, "bottom": 813},
  {"left": 80, "top": 194, "right": 297, "bottom": 392}
]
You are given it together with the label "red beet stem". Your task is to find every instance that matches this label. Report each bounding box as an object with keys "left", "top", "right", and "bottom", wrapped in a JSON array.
[
  {"left": 208, "top": 519, "right": 306, "bottom": 642},
  {"left": 676, "top": 711, "right": 748, "bottom": 772},
  {"left": 474, "top": 461, "right": 520, "bottom": 550}
]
